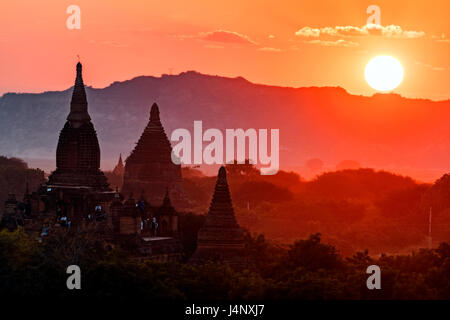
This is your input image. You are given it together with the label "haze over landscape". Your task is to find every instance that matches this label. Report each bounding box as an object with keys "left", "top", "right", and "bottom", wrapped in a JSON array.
[{"left": 1, "top": 71, "right": 449, "bottom": 182}]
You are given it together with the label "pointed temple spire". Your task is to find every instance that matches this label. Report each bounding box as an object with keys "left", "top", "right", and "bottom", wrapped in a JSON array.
[
  {"left": 126, "top": 103, "right": 172, "bottom": 163},
  {"left": 189, "top": 166, "right": 248, "bottom": 268},
  {"left": 113, "top": 153, "right": 125, "bottom": 176},
  {"left": 122, "top": 102, "right": 184, "bottom": 207},
  {"left": 48, "top": 62, "right": 108, "bottom": 190},
  {"left": 150, "top": 102, "right": 160, "bottom": 122},
  {"left": 208, "top": 166, "right": 236, "bottom": 219},
  {"left": 67, "top": 62, "right": 91, "bottom": 125}
]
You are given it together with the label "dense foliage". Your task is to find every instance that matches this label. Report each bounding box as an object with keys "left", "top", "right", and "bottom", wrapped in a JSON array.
[
  {"left": 0, "top": 156, "right": 45, "bottom": 208},
  {"left": 1, "top": 228, "right": 449, "bottom": 300}
]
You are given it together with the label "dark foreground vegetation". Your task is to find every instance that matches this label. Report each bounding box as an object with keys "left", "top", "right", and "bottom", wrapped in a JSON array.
[
  {"left": 1, "top": 228, "right": 450, "bottom": 300},
  {"left": 0, "top": 156, "right": 45, "bottom": 206}
]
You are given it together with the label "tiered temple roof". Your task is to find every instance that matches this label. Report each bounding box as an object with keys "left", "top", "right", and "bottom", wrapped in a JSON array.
[
  {"left": 190, "top": 166, "right": 248, "bottom": 268},
  {"left": 47, "top": 62, "right": 108, "bottom": 190},
  {"left": 122, "top": 103, "right": 184, "bottom": 207}
]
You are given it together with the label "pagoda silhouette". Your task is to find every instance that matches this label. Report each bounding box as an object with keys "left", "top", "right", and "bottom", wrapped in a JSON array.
[
  {"left": 122, "top": 103, "right": 185, "bottom": 208},
  {"left": 47, "top": 62, "right": 109, "bottom": 190},
  {"left": 190, "top": 166, "right": 248, "bottom": 268}
]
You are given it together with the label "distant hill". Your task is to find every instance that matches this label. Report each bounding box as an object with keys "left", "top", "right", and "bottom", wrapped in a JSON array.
[{"left": 0, "top": 71, "right": 449, "bottom": 180}]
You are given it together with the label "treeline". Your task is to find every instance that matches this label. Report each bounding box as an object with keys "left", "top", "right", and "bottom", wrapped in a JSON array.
[
  {"left": 182, "top": 164, "right": 450, "bottom": 255},
  {"left": 1, "top": 228, "right": 449, "bottom": 299},
  {"left": 0, "top": 156, "right": 45, "bottom": 210}
]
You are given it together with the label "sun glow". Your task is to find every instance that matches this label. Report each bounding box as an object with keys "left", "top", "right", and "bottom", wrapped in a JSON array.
[{"left": 365, "top": 56, "right": 404, "bottom": 92}]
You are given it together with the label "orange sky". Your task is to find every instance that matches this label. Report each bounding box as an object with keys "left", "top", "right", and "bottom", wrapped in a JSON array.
[{"left": 0, "top": 0, "right": 449, "bottom": 100}]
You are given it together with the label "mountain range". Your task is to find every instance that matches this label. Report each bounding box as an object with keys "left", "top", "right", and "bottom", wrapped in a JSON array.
[{"left": 1, "top": 71, "right": 449, "bottom": 181}]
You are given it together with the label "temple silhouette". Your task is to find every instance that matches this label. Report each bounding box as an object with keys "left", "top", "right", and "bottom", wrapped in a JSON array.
[
  {"left": 190, "top": 166, "right": 248, "bottom": 268},
  {"left": 112, "top": 153, "right": 124, "bottom": 176},
  {"left": 48, "top": 62, "right": 109, "bottom": 191},
  {"left": 122, "top": 102, "right": 185, "bottom": 208},
  {"left": 1, "top": 62, "right": 247, "bottom": 267}
]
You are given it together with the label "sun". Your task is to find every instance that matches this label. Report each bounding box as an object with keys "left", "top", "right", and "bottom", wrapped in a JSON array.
[{"left": 364, "top": 55, "right": 404, "bottom": 92}]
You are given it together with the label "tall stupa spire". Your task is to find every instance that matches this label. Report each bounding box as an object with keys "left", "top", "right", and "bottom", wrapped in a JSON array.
[
  {"left": 189, "top": 166, "right": 248, "bottom": 268},
  {"left": 207, "top": 166, "right": 237, "bottom": 220},
  {"left": 48, "top": 61, "right": 108, "bottom": 190},
  {"left": 150, "top": 102, "right": 160, "bottom": 122},
  {"left": 67, "top": 62, "right": 91, "bottom": 125},
  {"left": 112, "top": 153, "right": 125, "bottom": 176}
]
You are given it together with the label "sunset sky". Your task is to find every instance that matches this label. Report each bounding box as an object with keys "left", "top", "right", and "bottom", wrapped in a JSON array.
[{"left": 0, "top": 0, "right": 449, "bottom": 100}]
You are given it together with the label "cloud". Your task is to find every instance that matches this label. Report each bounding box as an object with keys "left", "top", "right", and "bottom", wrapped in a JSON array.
[
  {"left": 379, "top": 25, "right": 425, "bottom": 38},
  {"left": 304, "top": 39, "right": 359, "bottom": 47},
  {"left": 432, "top": 34, "right": 450, "bottom": 43},
  {"left": 258, "top": 47, "right": 282, "bottom": 52},
  {"left": 200, "top": 30, "right": 257, "bottom": 45},
  {"left": 415, "top": 61, "right": 449, "bottom": 71},
  {"left": 295, "top": 27, "right": 321, "bottom": 37},
  {"left": 295, "top": 24, "right": 425, "bottom": 39}
]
